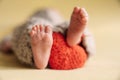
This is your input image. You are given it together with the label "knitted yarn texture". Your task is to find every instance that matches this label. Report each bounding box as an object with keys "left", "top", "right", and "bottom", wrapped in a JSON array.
[{"left": 49, "top": 32, "right": 87, "bottom": 70}]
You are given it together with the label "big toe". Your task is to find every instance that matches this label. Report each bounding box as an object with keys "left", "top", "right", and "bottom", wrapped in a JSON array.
[
  {"left": 79, "top": 8, "right": 88, "bottom": 24},
  {"left": 45, "top": 26, "right": 52, "bottom": 34},
  {"left": 80, "top": 8, "right": 88, "bottom": 18}
]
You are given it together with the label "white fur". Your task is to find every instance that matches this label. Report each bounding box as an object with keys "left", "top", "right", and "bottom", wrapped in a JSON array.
[{"left": 82, "top": 28, "right": 96, "bottom": 57}]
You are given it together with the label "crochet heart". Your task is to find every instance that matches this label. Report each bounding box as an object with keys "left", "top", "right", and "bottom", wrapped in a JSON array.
[{"left": 49, "top": 32, "right": 87, "bottom": 70}]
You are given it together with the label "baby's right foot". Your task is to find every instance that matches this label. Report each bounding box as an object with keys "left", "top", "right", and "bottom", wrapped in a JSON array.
[
  {"left": 67, "top": 7, "right": 88, "bottom": 46},
  {"left": 30, "top": 25, "right": 53, "bottom": 69}
]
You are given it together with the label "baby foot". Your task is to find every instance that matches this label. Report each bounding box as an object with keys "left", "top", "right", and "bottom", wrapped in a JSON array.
[
  {"left": 67, "top": 7, "right": 88, "bottom": 46},
  {"left": 30, "top": 25, "right": 53, "bottom": 69}
]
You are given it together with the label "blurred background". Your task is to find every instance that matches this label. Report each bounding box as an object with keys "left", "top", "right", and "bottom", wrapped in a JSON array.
[{"left": 0, "top": 0, "right": 120, "bottom": 80}]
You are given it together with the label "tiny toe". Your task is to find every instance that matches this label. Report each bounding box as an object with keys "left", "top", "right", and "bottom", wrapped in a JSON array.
[
  {"left": 32, "top": 26, "right": 37, "bottom": 31},
  {"left": 80, "top": 8, "right": 88, "bottom": 17},
  {"left": 36, "top": 25, "right": 40, "bottom": 33},
  {"left": 39, "top": 25, "right": 45, "bottom": 38},
  {"left": 35, "top": 25, "right": 39, "bottom": 30},
  {"left": 73, "top": 6, "right": 80, "bottom": 14},
  {"left": 39, "top": 25, "right": 43, "bottom": 32},
  {"left": 30, "top": 30, "right": 35, "bottom": 37},
  {"left": 35, "top": 25, "right": 39, "bottom": 32},
  {"left": 45, "top": 26, "right": 52, "bottom": 33},
  {"left": 39, "top": 25, "right": 44, "bottom": 32}
]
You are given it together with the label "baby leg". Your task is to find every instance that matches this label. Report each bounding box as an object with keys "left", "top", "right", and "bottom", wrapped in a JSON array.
[
  {"left": 30, "top": 25, "right": 53, "bottom": 69},
  {"left": 67, "top": 7, "right": 88, "bottom": 46}
]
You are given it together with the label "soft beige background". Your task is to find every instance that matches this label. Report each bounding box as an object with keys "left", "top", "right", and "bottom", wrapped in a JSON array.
[{"left": 0, "top": 0, "right": 120, "bottom": 80}]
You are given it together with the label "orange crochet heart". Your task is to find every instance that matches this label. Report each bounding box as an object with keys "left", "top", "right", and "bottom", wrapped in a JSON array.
[{"left": 49, "top": 32, "right": 87, "bottom": 70}]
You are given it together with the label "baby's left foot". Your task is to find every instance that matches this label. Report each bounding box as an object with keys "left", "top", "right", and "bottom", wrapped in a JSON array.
[
  {"left": 30, "top": 25, "right": 53, "bottom": 69},
  {"left": 67, "top": 7, "right": 88, "bottom": 46}
]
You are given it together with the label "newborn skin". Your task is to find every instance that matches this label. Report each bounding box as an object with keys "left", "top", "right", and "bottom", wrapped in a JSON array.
[
  {"left": 30, "top": 25, "right": 53, "bottom": 69},
  {"left": 67, "top": 7, "right": 88, "bottom": 46}
]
